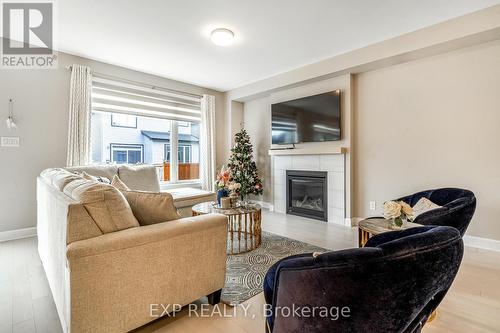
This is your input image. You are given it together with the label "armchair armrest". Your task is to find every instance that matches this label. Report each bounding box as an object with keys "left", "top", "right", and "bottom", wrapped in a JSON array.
[{"left": 364, "top": 226, "right": 435, "bottom": 248}]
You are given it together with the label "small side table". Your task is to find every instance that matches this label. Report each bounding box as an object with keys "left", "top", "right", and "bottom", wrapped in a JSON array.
[
  {"left": 358, "top": 218, "right": 422, "bottom": 247},
  {"left": 192, "top": 201, "right": 262, "bottom": 255}
]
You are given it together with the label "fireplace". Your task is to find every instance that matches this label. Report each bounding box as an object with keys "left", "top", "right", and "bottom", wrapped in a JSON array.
[{"left": 286, "top": 170, "right": 328, "bottom": 221}]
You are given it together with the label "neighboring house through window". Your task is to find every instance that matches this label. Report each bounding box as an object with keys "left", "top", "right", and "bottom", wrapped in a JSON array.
[
  {"left": 110, "top": 144, "right": 143, "bottom": 164},
  {"left": 165, "top": 145, "right": 192, "bottom": 163},
  {"left": 90, "top": 76, "right": 202, "bottom": 183},
  {"left": 111, "top": 114, "right": 137, "bottom": 128}
]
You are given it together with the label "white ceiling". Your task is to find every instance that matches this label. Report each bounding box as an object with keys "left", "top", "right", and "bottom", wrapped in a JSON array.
[{"left": 55, "top": 0, "right": 500, "bottom": 91}]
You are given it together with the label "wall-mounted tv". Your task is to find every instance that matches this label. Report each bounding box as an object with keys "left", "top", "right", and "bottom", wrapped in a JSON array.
[{"left": 271, "top": 90, "right": 341, "bottom": 145}]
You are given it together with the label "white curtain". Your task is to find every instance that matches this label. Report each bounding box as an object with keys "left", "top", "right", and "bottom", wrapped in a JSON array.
[
  {"left": 200, "top": 94, "right": 216, "bottom": 192},
  {"left": 67, "top": 65, "right": 92, "bottom": 166}
]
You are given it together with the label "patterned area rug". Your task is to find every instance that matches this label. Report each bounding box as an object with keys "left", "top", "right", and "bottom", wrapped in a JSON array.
[{"left": 222, "top": 231, "right": 328, "bottom": 306}]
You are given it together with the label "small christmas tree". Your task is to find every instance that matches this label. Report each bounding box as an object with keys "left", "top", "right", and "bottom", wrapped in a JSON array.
[{"left": 227, "top": 129, "right": 263, "bottom": 199}]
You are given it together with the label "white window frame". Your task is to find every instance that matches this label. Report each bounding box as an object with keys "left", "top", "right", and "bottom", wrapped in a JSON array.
[
  {"left": 166, "top": 144, "right": 191, "bottom": 163},
  {"left": 163, "top": 121, "right": 200, "bottom": 187},
  {"left": 178, "top": 145, "right": 191, "bottom": 163}
]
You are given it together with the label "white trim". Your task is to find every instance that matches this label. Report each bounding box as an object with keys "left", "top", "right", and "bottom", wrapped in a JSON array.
[
  {"left": 464, "top": 235, "right": 500, "bottom": 252},
  {"left": 268, "top": 146, "right": 346, "bottom": 156},
  {"left": 345, "top": 217, "right": 364, "bottom": 228},
  {"left": 0, "top": 227, "right": 37, "bottom": 242}
]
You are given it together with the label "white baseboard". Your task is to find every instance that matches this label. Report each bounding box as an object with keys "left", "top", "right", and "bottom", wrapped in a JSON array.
[
  {"left": 0, "top": 227, "right": 37, "bottom": 242},
  {"left": 464, "top": 235, "right": 500, "bottom": 252}
]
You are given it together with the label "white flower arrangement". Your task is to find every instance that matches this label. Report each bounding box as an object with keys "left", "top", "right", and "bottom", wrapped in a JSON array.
[
  {"left": 383, "top": 200, "right": 414, "bottom": 227},
  {"left": 228, "top": 182, "right": 241, "bottom": 193}
]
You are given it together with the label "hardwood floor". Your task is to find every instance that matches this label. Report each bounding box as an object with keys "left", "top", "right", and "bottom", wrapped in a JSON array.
[
  {"left": 1, "top": 210, "right": 499, "bottom": 332},
  {"left": 0, "top": 237, "right": 62, "bottom": 333}
]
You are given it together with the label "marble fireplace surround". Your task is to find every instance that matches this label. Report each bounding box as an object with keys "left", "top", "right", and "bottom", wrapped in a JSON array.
[{"left": 270, "top": 148, "right": 350, "bottom": 226}]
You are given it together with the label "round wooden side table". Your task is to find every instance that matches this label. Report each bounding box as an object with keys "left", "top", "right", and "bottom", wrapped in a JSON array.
[
  {"left": 192, "top": 201, "right": 262, "bottom": 255},
  {"left": 358, "top": 218, "right": 422, "bottom": 247}
]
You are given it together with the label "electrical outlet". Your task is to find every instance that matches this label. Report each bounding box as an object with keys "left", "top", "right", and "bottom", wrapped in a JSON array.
[
  {"left": 369, "top": 201, "right": 376, "bottom": 211},
  {"left": 1, "top": 136, "right": 20, "bottom": 147}
]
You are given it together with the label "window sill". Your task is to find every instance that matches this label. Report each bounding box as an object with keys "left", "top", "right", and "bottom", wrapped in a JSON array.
[{"left": 160, "top": 180, "right": 203, "bottom": 190}]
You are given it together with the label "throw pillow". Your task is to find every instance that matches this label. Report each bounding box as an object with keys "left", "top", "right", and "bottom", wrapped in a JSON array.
[
  {"left": 118, "top": 165, "right": 161, "bottom": 192},
  {"left": 67, "top": 180, "right": 139, "bottom": 233},
  {"left": 48, "top": 169, "right": 84, "bottom": 191},
  {"left": 412, "top": 197, "right": 442, "bottom": 218},
  {"left": 81, "top": 171, "right": 111, "bottom": 184},
  {"left": 121, "top": 191, "right": 181, "bottom": 225},
  {"left": 111, "top": 174, "right": 131, "bottom": 191},
  {"left": 65, "top": 165, "right": 119, "bottom": 182}
]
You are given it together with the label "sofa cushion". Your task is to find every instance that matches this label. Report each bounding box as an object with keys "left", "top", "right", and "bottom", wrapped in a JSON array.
[
  {"left": 41, "top": 168, "right": 84, "bottom": 191},
  {"left": 67, "top": 204, "right": 104, "bottom": 243},
  {"left": 40, "top": 167, "right": 63, "bottom": 182},
  {"left": 167, "top": 188, "right": 215, "bottom": 207},
  {"left": 111, "top": 175, "right": 131, "bottom": 191},
  {"left": 118, "top": 165, "right": 160, "bottom": 192},
  {"left": 81, "top": 171, "right": 111, "bottom": 184},
  {"left": 122, "top": 191, "right": 181, "bottom": 225},
  {"left": 66, "top": 180, "right": 139, "bottom": 233},
  {"left": 65, "top": 165, "right": 119, "bottom": 181},
  {"left": 53, "top": 173, "right": 85, "bottom": 191}
]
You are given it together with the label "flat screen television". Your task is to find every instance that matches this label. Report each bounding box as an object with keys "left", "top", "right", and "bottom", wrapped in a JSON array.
[{"left": 271, "top": 90, "right": 341, "bottom": 145}]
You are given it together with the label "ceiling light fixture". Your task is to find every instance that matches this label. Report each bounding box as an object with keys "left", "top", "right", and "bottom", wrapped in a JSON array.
[{"left": 210, "top": 28, "right": 235, "bottom": 46}]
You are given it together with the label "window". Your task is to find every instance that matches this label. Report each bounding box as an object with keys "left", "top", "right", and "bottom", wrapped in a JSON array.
[
  {"left": 165, "top": 145, "right": 192, "bottom": 163},
  {"left": 90, "top": 76, "right": 203, "bottom": 184},
  {"left": 111, "top": 114, "right": 137, "bottom": 128},
  {"left": 110, "top": 144, "right": 143, "bottom": 164},
  {"left": 179, "top": 145, "right": 191, "bottom": 163}
]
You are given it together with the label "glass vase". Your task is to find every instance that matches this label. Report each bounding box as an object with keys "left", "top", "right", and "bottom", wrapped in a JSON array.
[
  {"left": 391, "top": 216, "right": 406, "bottom": 230},
  {"left": 217, "top": 189, "right": 228, "bottom": 205}
]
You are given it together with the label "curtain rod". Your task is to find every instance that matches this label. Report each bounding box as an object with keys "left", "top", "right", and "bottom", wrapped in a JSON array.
[{"left": 65, "top": 65, "right": 203, "bottom": 99}]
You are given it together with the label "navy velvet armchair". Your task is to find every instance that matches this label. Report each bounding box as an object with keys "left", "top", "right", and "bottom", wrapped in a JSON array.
[
  {"left": 396, "top": 188, "right": 476, "bottom": 236},
  {"left": 263, "top": 226, "right": 464, "bottom": 333}
]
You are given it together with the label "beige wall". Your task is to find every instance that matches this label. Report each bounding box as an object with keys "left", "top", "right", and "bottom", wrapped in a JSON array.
[
  {"left": 0, "top": 48, "right": 226, "bottom": 233},
  {"left": 242, "top": 39, "right": 500, "bottom": 241},
  {"left": 354, "top": 40, "right": 500, "bottom": 240},
  {"left": 243, "top": 96, "right": 272, "bottom": 202}
]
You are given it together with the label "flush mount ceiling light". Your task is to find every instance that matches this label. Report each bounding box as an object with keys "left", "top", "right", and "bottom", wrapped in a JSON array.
[{"left": 210, "top": 28, "right": 235, "bottom": 46}]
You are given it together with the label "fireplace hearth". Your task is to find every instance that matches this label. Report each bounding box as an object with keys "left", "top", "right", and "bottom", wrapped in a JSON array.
[{"left": 286, "top": 170, "right": 328, "bottom": 221}]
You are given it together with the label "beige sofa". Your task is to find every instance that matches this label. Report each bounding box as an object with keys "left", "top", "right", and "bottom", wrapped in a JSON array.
[
  {"left": 37, "top": 166, "right": 227, "bottom": 333},
  {"left": 64, "top": 164, "right": 216, "bottom": 216}
]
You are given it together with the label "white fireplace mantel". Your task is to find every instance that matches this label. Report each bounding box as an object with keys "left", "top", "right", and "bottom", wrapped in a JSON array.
[
  {"left": 271, "top": 153, "right": 348, "bottom": 226},
  {"left": 268, "top": 146, "right": 346, "bottom": 156}
]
